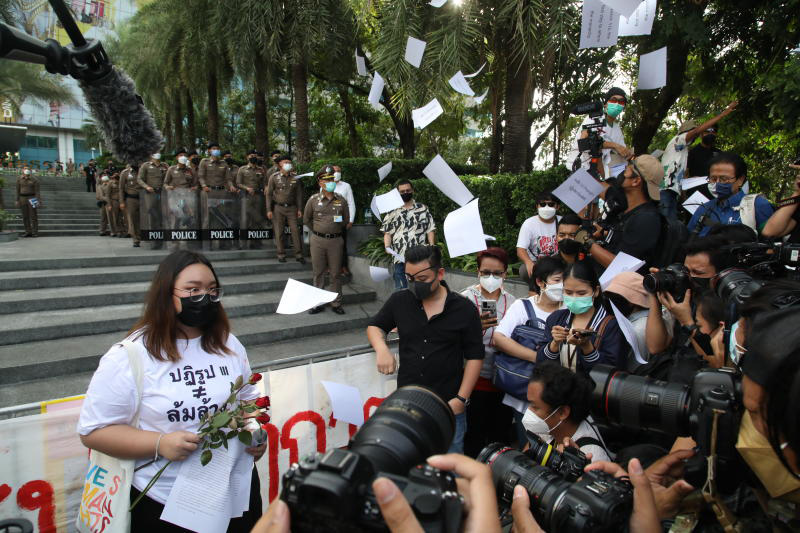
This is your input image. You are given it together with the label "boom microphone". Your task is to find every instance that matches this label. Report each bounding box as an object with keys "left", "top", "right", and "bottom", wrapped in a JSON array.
[{"left": 0, "top": 0, "right": 163, "bottom": 164}]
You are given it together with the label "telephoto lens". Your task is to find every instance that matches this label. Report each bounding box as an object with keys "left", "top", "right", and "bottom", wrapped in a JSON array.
[
  {"left": 478, "top": 444, "right": 633, "bottom": 532},
  {"left": 522, "top": 433, "right": 589, "bottom": 482},
  {"left": 642, "top": 263, "right": 691, "bottom": 303},
  {"left": 281, "top": 386, "right": 463, "bottom": 532}
]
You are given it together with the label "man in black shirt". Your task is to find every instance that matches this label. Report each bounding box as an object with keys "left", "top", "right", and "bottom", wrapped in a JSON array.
[
  {"left": 762, "top": 163, "right": 800, "bottom": 243},
  {"left": 585, "top": 154, "right": 664, "bottom": 272},
  {"left": 366, "top": 245, "right": 485, "bottom": 454},
  {"left": 687, "top": 127, "right": 720, "bottom": 178},
  {"left": 84, "top": 159, "right": 97, "bottom": 192}
]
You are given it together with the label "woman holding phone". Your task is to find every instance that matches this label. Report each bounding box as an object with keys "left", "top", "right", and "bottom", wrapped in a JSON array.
[{"left": 536, "top": 260, "right": 629, "bottom": 375}]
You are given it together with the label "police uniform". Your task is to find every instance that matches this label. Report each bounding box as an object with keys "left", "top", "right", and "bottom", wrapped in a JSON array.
[
  {"left": 107, "top": 176, "right": 122, "bottom": 236},
  {"left": 16, "top": 172, "right": 40, "bottom": 237},
  {"left": 236, "top": 163, "right": 268, "bottom": 249},
  {"left": 164, "top": 164, "right": 199, "bottom": 249},
  {"left": 164, "top": 165, "right": 197, "bottom": 189},
  {"left": 199, "top": 156, "right": 237, "bottom": 250},
  {"left": 266, "top": 170, "right": 304, "bottom": 260},
  {"left": 198, "top": 158, "right": 232, "bottom": 190},
  {"left": 119, "top": 166, "right": 142, "bottom": 246},
  {"left": 96, "top": 179, "right": 111, "bottom": 235},
  {"left": 137, "top": 160, "right": 168, "bottom": 248},
  {"left": 303, "top": 191, "right": 349, "bottom": 310}
]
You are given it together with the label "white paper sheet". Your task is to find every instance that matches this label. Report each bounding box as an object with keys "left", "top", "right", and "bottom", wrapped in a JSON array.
[
  {"left": 682, "top": 190, "right": 709, "bottom": 215},
  {"left": 473, "top": 88, "right": 489, "bottom": 105},
  {"left": 355, "top": 50, "right": 368, "bottom": 76},
  {"left": 680, "top": 176, "right": 708, "bottom": 190},
  {"left": 370, "top": 195, "right": 382, "bottom": 222},
  {"left": 422, "top": 154, "right": 475, "bottom": 206},
  {"left": 321, "top": 380, "right": 365, "bottom": 426},
  {"left": 404, "top": 37, "right": 427, "bottom": 68},
  {"left": 552, "top": 168, "right": 605, "bottom": 214},
  {"left": 618, "top": 0, "right": 656, "bottom": 36},
  {"left": 377, "top": 161, "right": 393, "bottom": 181},
  {"left": 464, "top": 62, "right": 486, "bottom": 78},
  {"left": 160, "top": 441, "right": 249, "bottom": 533},
  {"left": 369, "top": 266, "right": 392, "bottom": 282},
  {"left": 276, "top": 278, "right": 338, "bottom": 314},
  {"left": 443, "top": 199, "right": 487, "bottom": 258},
  {"left": 294, "top": 171, "right": 314, "bottom": 179},
  {"left": 743, "top": 181, "right": 750, "bottom": 194},
  {"left": 429, "top": 0, "right": 447, "bottom": 6},
  {"left": 368, "top": 72, "right": 385, "bottom": 109},
  {"left": 610, "top": 302, "right": 647, "bottom": 365},
  {"left": 599, "top": 252, "right": 645, "bottom": 289},
  {"left": 484, "top": 234, "right": 496, "bottom": 241},
  {"left": 502, "top": 393, "right": 528, "bottom": 413},
  {"left": 448, "top": 71, "right": 475, "bottom": 96},
  {"left": 412, "top": 98, "right": 444, "bottom": 129},
  {"left": 638, "top": 46, "right": 667, "bottom": 90},
  {"left": 375, "top": 188, "right": 405, "bottom": 213},
  {"left": 599, "top": 0, "right": 643, "bottom": 18},
  {"left": 579, "top": 0, "right": 620, "bottom": 49},
  {"left": 386, "top": 247, "right": 405, "bottom": 262}
]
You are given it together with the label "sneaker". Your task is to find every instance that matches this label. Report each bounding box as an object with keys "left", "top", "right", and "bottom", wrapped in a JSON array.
[
  {"left": 278, "top": 257, "right": 287, "bottom": 263},
  {"left": 331, "top": 306, "right": 345, "bottom": 315},
  {"left": 133, "top": 242, "right": 140, "bottom": 247}
]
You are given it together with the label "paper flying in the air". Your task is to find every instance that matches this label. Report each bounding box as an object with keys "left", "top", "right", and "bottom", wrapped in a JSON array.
[
  {"left": 610, "top": 302, "right": 648, "bottom": 365},
  {"left": 368, "top": 72, "right": 385, "bottom": 109},
  {"left": 618, "top": 0, "right": 656, "bottom": 36},
  {"left": 464, "top": 63, "right": 486, "bottom": 78},
  {"left": 448, "top": 71, "right": 475, "bottom": 96},
  {"left": 404, "top": 37, "right": 427, "bottom": 68},
  {"left": 680, "top": 176, "right": 708, "bottom": 190},
  {"left": 638, "top": 46, "right": 667, "bottom": 90},
  {"left": 370, "top": 195, "right": 382, "bottom": 222},
  {"left": 355, "top": 50, "right": 368, "bottom": 76},
  {"left": 579, "top": 0, "right": 620, "bottom": 49},
  {"left": 276, "top": 279, "right": 338, "bottom": 314},
  {"left": 374, "top": 188, "right": 405, "bottom": 213},
  {"left": 429, "top": 0, "right": 447, "bottom": 6},
  {"left": 473, "top": 89, "right": 489, "bottom": 105},
  {"left": 599, "top": 252, "right": 646, "bottom": 289},
  {"left": 369, "top": 266, "right": 392, "bottom": 282},
  {"left": 443, "top": 199, "right": 488, "bottom": 258},
  {"left": 321, "top": 381, "right": 365, "bottom": 426},
  {"left": 377, "top": 162, "right": 393, "bottom": 181},
  {"left": 411, "top": 98, "right": 444, "bottom": 129},
  {"left": 422, "top": 155, "right": 475, "bottom": 206},
  {"left": 599, "top": 0, "right": 644, "bottom": 18}
]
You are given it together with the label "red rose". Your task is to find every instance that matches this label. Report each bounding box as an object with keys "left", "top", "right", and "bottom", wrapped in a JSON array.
[
  {"left": 255, "top": 396, "right": 271, "bottom": 409},
  {"left": 256, "top": 413, "right": 271, "bottom": 424},
  {"left": 249, "top": 373, "right": 263, "bottom": 384}
]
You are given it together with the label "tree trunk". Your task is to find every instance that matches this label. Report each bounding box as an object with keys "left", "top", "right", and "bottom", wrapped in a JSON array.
[
  {"left": 254, "top": 59, "right": 270, "bottom": 155},
  {"left": 385, "top": 106, "right": 415, "bottom": 158},
  {"left": 207, "top": 69, "right": 219, "bottom": 143},
  {"left": 287, "top": 77, "right": 293, "bottom": 158},
  {"left": 185, "top": 89, "right": 195, "bottom": 149},
  {"left": 291, "top": 61, "right": 311, "bottom": 163},
  {"left": 502, "top": 55, "right": 532, "bottom": 173},
  {"left": 489, "top": 82, "right": 504, "bottom": 173},
  {"left": 337, "top": 87, "right": 361, "bottom": 157},
  {"left": 163, "top": 107, "right": 174, "bottom": 152},
  {"left": 172, "top": 91, "right": 183, "bottom": 152}
]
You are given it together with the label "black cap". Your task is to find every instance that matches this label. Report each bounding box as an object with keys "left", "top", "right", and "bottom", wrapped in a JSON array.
[
  {"left": 270, "top": 150, "right": 281, "bottom": 157},
  {"left": 247, "top": 149, "right": 258, "bottom": 156},
  {"left": 174, "top": 147, "right": 188, "bottom": 157},
  {"left": 277, "top": 154, "right": 291, "bottom": 163},
  {"left": 188, "top": 150, "right": 198, "bottom": 156},
  {"left": 604, "top": 87, "right": 627, "bottom": 103},
  {"left": 207, "top": 141, "right": 220, "bottom": 150}
]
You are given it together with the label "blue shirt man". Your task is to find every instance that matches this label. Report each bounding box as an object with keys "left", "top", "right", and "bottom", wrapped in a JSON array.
[{"left": 687, "top": 152, "right": 774, "bottom": 237}]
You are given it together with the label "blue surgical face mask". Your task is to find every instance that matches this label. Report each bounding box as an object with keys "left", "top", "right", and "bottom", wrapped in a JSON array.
[
  {"left": 716, "top": 182, "right": 733, "bottom": 199},
  {"left": 324, "top": 181, "right": 336, "bottom": 192},
  {"left": 729, "top": 321, "right": 746, "bottom": 365},
  {"left": 563, "top": 295, "right": 594, "bottom": 315},
  {"left": 210, "top": 149, "right": 221, "bottom": 157}
]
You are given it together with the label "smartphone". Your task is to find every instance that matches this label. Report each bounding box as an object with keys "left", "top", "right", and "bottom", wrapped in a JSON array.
[
  {"left": 572, "top": 328, "right": 594, "bottom": 339},
  {"left": 481, "top": 300, "right": 497, "bottom": 318}
]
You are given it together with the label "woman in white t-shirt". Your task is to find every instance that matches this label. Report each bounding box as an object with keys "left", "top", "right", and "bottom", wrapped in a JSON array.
[{"left": 77, "top": 251, "right": 264, "bottom": 531}]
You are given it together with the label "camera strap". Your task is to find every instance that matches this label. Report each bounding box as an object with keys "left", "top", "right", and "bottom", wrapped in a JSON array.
[
  {"left": 701, "top": 409, "right": 741, "bottom": 532},
  {"left": 776, "top": 194, "right": 800, "bottom": 208}
]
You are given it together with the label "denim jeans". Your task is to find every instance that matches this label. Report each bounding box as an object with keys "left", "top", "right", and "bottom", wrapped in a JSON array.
[
  {"left": 659, "top": 190, "right": 679, "bottom": 219},
  {"left": 393, "top": 262, "right": 408, "bottom": 290},
  {"left": 448, "top": 412, "right": 467, "bottom": 454}
]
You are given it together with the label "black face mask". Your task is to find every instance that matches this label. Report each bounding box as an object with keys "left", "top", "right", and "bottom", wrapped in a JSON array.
[
  {"left": 400, "top": 192, "right": 414, "bottom": 203},
  {"left": 177, "top": 296, "right": 220, "bottom": 328},
  {"left": 409, "top": 279, "right": 436, "bottom": 300},
  {"left": 691, "top": 276, "right": 712, "bottom": 294},
  {"left": 558, "top": 238, "right": 581, "bottom": 256},
  {"left": 224, "top": 157, "right": 234, "bottom": 165},
  {"left": 248, "top": 157, "right": 257, "bottom": 165},
  {"left": 191, "top": 157, "right": 200, "bottom": 164},
  {"left": 703, "top": 134, "right": 716, "bottom": 145}
]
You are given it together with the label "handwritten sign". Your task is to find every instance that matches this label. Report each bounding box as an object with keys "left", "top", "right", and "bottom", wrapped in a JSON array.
[{"left": 552, "top": 168, "right": 606, "bottom": 213}]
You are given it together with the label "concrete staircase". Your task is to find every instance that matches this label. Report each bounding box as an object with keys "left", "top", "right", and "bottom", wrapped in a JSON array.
[{"left": 1, "top": 173, "right": 98, "bottom": 236}]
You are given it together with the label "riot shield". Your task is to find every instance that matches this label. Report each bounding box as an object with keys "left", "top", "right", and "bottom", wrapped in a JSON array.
[
  {"left": 139, "top": 190, "right": 163, "bottom": 249},
  {"left": 164, "top": 188, "right": 201, "bottom": 251},
  {"left": 239, "top": 192, "right": 269, "bottom": 249},
  {"left": 201, "top": 189, "right": 241, "bottom": 250}
]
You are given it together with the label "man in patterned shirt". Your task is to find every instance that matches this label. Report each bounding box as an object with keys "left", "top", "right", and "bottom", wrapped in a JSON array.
[{"left": 381, "top": 179, "right": 436, "bottom": 290}]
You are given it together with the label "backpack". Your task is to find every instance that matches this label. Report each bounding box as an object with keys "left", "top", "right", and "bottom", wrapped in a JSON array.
[
  {"left": 651, "top": 214, "right": 689, "bottom": 268},
  {"left": 493, "top": 300, "right": 548, "bottom": 400}
]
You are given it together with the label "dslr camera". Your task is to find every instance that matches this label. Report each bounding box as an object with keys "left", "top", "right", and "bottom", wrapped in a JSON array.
[
  {"left": 478, "top": 444, "right": 632, "bottom": 532},
  {"left": 483, "top": 431, "right": 590, "bottom": 482},
  {"left": 590, "top": 364, "right": 744, "bottom": 491},
  {"left": 571, "top": 101, "right": 606, "bottom": 179},
  {"left": 643, "top": 263, "right": 691, "bottom": 303},
  {"left": 281, "top": 386, "right": 464, "bottom": 532}
]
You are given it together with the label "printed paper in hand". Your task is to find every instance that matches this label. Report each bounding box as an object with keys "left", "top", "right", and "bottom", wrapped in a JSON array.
[
  {"left": 422, "top": 155, "right": 475, "bottom": 206},
  {"left": 682, "top": 190, "right": 709, "bottom": 215},
  {"left": 599, "top": 0, "right": 643, "bottom": 18},
  {"left": 370, "top": 195, "right": 382, "bottom": 222},
  {"left": 680, "top": 176, "right": 708, "bottom": 190},
  {"left": 473, "top": 89, "right": 489, "bottom": 105},
  {"left": 377, "top": 161, "right": 393, "bottom": 181},
  {"left": 355, "top": 50, "right": 368, "bottom": 76},
  {"left": 368, "top": 72, "right": 385, "bottom": 109},
  {"left": 443, "top": 199, "right": 487, "bottom": 258},
  {"left": 321, "top": 381, "right": 365, "bottom": 426},
  {"left": 429, "top": 0, "right": 447, "bottom": 6},
  {"left": 276, "top": 278, "right": 338, "bottom": 314},
  {"left": 552, "top": 168, "right": 605, "bottom": 214},
  {"left": 369, "top": 266, "right": 392, "bottom": 282},
  {"left": 618, "top": 0, "right": 656, "bottom": 36},
  {"left": 411, "top": 98, "right": 444, "bottom": 129},
  {"left": 638, "top": 46, "right": 667, "bottom": 90},
  {"left": 599, "top": 252, "right": 645, "bottom": 289},
  {"left": 404, "top": 37, "right": 427, "bottom": 68},
  {"left": 610, "top": 302, "right": 647, "bottom": 365},
  {"left": 375, "top": 188, "right": 405, "bottom": 214},
  {"left": 386, "top": 247, "right": 405, "bottom": 263},
  {"left": 579, "top": 0, "right": 620, "bottom": 49},
  {"left": 448, "top": 71, "right": 475, "bottom": 96}
]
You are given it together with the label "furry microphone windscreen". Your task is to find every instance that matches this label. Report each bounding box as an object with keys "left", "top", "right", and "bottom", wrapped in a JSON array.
[{"left": 79, "top": 66, "right": 164, "bottom": 164}]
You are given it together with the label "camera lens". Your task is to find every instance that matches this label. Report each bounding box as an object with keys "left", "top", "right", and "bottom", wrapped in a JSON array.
[
  {"left": 350, "top": 385, "right": 455, "bottom": 475},
  {"left": 643, "top": 270, "right": 675, "bottom": 294},
  {"left": 713, "top": 268, "right": 765, "bottom": 306},
  {"left": 590, "top": 365, "right": 691, "bottom": 437},
  {"left": 525, "top": 432, "right": 588, "bottom": 482}
]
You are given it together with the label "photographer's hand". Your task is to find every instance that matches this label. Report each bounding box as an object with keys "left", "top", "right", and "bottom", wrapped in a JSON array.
[
  {"left": 657, "top": 289, "right": 694, "bottom": 326},
  {"left": 510, "top": 486, "right": 545, "bottom": 533},
  {"left": 251, "top": 499, "right": 290, "bottom": 533},
  {"left": 643, "top": 448, "right": 695, "bottom": 519},
  {"left": 584, "top": 459, "right": 660, "bottom": 533}
]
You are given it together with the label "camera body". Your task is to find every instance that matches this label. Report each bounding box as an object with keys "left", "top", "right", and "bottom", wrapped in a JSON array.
[
  {"left": 571, "top": 101, "right": 606, "bottom": 179},
  {"left": 643, "top": 263, "right": 691, "bottom": 303},
  {"left": 282, "top": 449, "right": 463, "bottom": 533}
]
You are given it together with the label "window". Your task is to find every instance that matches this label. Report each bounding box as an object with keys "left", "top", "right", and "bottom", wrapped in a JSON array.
[{"left": 24, "top": 135, "right": 58, "bottom": 149}]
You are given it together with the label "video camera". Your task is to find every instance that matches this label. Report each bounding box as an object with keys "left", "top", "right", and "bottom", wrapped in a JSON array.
[
  {"left": 590, "top": 365, "right": 744, "bottom": 491},
  {"left": 477, "top": 443, "right": 632, "bottom": 532},
  {"left": 280, "top": 386, "right": 464, "bottom": 532},
  {"left": 571, "top": 101, "right": 606, "bottom": 179}
]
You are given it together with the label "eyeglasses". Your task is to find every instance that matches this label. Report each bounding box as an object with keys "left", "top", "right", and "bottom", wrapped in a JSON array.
[
  {"left": 708, "top": 175, "right": 738, "bottom": 183},
  {"left": 538, "top": 201, "right": 557, "bottom": 207},
  {"left": 405, "top": 266, "right": 436, "bottom": 283},
  {"left": 174, "top": 287, "right": 223, "bottom": 302},
  {"left": 479, "top": 270, "right": 505, "bottom": 277}
]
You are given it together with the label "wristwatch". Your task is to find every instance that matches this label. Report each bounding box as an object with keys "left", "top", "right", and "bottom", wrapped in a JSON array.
[{"left": 455, "top": 395, "right": 470, "bottom": 407}]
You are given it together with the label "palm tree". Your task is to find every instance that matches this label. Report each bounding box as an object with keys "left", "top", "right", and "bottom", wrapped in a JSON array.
[{"left": 0, "top": 62, "right": 76, "bottom": 116}]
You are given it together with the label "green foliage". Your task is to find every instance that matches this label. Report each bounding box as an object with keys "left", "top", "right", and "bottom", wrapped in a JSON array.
[
  {"left": 358, "top": 234, "right": 393, "bottom": 267},
  {"left": 0, "top": 209, "right": 15, "bottom": 232}
]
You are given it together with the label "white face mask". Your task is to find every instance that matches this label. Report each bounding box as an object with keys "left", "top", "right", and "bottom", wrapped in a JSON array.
[
  {"left": 152, "top": 153, "right": 161, "bottom": 160},
  {"left": 282, "top": 163, "right": 293, "bottom": 172},
  {"left": 334, "top": 171, "right": 342, "bottom": 182},
  {"left": 23, "top": 169, "right": 31, "bottom": 175},
  {"left": 543, "top": 282, "right": 564, "bottom": 302},
  {"left": 521, "top": 406, "right": 563, "bottom": 441},
  {"left": 538, "top": 206, "right": 557, "bottom": 220},
  {"left": 479, "top": 275, "right": 503, "bottom": 293},
  {"left": 707, "top": 182, "right": 718, "bottom": 198},
  {"left": 101, "top": 176, "right": 109, "bottom": 182},
  {"left": 177, "top": 156, "right": 188, "bottom": 165}
]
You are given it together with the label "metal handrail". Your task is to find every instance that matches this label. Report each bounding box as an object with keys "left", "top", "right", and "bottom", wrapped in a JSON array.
[{"left": 0, "top": 338, "right": 397, "bottom": 419}]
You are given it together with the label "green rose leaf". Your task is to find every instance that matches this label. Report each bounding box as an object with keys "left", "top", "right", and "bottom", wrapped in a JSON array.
[
  {"left": 226, "top": 430, "right": 239, "bottom": 440},
  {"left": 200, "top": 450, "right": 212, "bottom": 466},
  {"left": 238, "top": 430, "right": 252, "bottom": 446},
  {"left": 243, "top": 403, "right": 258, "bottom": 412},
  {"left": 226, "top": 392, "right": 237, "bottom": 405},
  {"left": 211, "top": 440, "right": 223, "bottom": 449},
  {"left": 234, "top": 375, "right": 244, "bottom": 389},
  {"left": 211, "top": 412, "right": 232, "bottom": 429},
  {"left": 222, "top": 437, "right": 229, "bottom": 450}
]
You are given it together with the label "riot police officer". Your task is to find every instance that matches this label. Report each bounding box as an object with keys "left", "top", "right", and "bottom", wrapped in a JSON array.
[
  {"left": 266, "top": 155, "right": 304, "bottom": 263},
  {"left": 164, "top": 149, "right": 200, "bottom": 249},
  {"left": 16, "top": 167, "right": 40, "bottom": 237},
  {"left": 303, "top": 168, "right": 351, "bottom": 314},
  {"left": 164, "top": 149, "right": 197, "bottom": 190},
  {"left": 107, "top": 172, "right": 122, "bottom": 237},
  {"left": 137, "top": 152, "right": 168, "bottom": 248},
  {"left": 236, "top": 150, "right": 269, "bottom": 249},
  {"left": 199, "top": 142, "right": 238, "bottom": 250},
  {"left": 119, "top": 163, "right": 142, "bottom": 247}
]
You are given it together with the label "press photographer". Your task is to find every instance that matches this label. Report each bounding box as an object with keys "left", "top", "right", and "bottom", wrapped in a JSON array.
[{"left": 571, "top": 87, "right": 633, "bottom": 180}]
